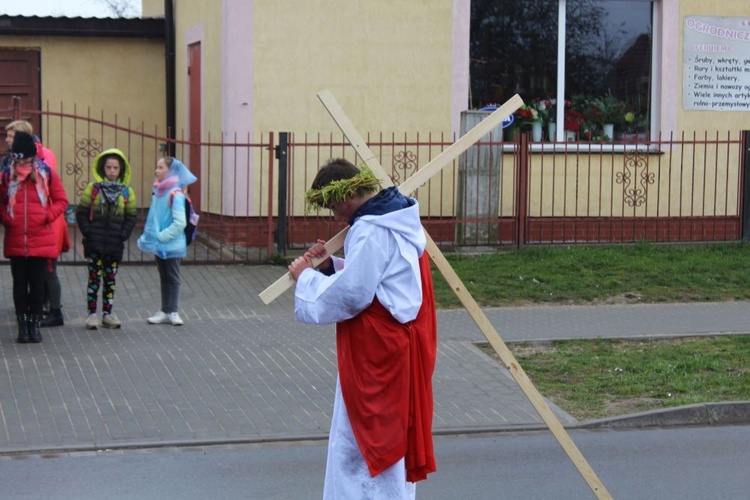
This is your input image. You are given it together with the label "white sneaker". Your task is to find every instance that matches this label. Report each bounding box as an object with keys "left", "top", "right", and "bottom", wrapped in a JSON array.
[
  {"left": 168, "top": 312, "right": 184, "bottom": 326},
  {"left": 147, "top": 311, "right": 170, "bottom": 324},
  {"left": 85, "top": 313, "right": 98, "bottom": 330},
  {"left": 101, "top": 313, "right": 121, "bottom": 329}
]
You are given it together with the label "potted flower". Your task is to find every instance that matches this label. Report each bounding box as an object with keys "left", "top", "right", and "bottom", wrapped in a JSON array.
[
  {"left": 533, "top": 98, "right": 556, "bottom": 141},
  {"left": 515, "top": 104, "right": 540, "bottom": 124},
  {"left": 516, "top": 104, "right": 543, "bottom": 142},
  {"left": 563, "top": 101, "right": 585, "bottom": 142},
  {"left": 546, "top": 99, "right": 557, "bottom": 141},
  {"left": 591, "top": 93, "right": 625, "bottom": 141},
  {"left": 621, "top": 110, "right": 648, "bottom": 142}
]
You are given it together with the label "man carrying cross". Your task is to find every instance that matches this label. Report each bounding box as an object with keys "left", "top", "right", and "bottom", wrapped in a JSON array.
[{"left": 288, "top": 158, "right": 437, "bottom": 499}]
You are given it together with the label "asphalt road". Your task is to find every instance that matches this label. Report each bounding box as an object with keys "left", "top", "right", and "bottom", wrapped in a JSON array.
[{"left": 3, "top": 424, "right": 748, "bottom": 499}]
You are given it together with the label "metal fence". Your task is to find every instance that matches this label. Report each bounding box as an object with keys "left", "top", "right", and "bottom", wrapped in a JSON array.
[
  {"left": 2, "top": 100, "right": 746, "bottom": 264},
  {"left": 281, "top": 130, "right": 746, "bottom": 249}
]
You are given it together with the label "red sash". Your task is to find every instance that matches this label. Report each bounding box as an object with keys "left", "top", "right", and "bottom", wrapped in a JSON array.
[{"left": 336, "top": 252, "right": 437, "bottom": 482}]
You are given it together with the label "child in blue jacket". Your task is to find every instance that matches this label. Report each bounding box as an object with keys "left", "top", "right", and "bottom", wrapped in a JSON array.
[{"left": 137, "top": 157, "right": 196, "bottom": 326}]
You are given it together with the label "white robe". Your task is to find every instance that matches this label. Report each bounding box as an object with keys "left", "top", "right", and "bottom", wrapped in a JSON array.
[
  {"left": 324, "top": 379, "right": 416, "bottom": 500},
  {"left": 294, "top": 199, "right": 426, "bottom": 499}
]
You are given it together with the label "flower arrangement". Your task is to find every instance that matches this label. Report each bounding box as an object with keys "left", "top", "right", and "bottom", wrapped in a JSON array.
[
  {"left": 623, "top": 110, "right": 647, "bottom": 133},
  {"left": 563, "top": 101, "right": 585, "bottom": 133},
  {"left": 515, "top": 104, "right": 541, "bottom": 124},
  {"left": 590, "top": 93, "right": 626, "bottom": 126},
  {"left": 533, "top": 98, "right": 556, "bottom": 124}
]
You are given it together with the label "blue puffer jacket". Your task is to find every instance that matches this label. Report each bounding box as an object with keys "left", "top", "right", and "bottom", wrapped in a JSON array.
[{"left": 137, "top": 158, "right": 196, "bottom": 260}]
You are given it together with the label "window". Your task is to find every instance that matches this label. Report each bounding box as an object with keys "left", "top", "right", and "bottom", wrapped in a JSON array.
[{"left": 470, "top": 0, "right": 653, "bottom": 142}]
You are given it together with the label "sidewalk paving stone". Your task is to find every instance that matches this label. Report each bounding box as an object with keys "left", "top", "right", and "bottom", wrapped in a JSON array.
[{"left": 0, "top": 264, "right": 747, "bottom": 455}]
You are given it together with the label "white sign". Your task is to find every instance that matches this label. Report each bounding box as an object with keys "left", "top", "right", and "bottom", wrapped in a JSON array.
[{"left": 682, "top": 16, "right": 750, "bottom": 111}]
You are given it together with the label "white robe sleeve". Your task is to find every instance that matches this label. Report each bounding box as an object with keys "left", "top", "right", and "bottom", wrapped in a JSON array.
[{"left": 294, "top": 223, "right": 389, "bottom": 325}]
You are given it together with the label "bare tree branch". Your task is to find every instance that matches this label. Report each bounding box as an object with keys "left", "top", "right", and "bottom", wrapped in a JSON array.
[{"left": 96, "top": 0, "right": 139, "bottom": 18}]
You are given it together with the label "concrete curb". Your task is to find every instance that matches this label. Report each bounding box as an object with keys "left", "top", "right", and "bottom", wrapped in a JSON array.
[
  {"left": 576, "top": 401, "right": 750, "bottom": 429},
  {"left": 1, "top": 402, "right": 747, "bottom": 457}
]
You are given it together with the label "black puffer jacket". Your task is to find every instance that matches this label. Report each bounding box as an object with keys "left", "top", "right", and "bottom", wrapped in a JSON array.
[{"left": 76, "top": 149, "right": 138, "bottom": 260}]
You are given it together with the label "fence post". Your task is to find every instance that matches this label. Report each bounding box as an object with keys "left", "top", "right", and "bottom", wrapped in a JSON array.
[
  {"left": 275, "top": 132, "right": 290, "bottom": 255},
  {"left": 12, "top": 96, "right": 20, "bottom": 120},
  {"left": 742, "top": 131, "right": 750, "bottom": 242},
  {"left": 455, "top": 110, "right": 503, "bottom": 246},
  {"left": 515, "top": 131, "right": 530, "bottom": 248}
]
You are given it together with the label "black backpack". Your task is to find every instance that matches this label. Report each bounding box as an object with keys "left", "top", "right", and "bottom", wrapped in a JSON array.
[{"left": 169, "top": 189, "right": 199, "bottom": 245}]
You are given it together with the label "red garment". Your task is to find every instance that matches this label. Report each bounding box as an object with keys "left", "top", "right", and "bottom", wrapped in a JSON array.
[
  {"left": 336, "top": 252, "right": 437, "bottom": 482},
  {"left": 36, "top": 143, "right": 68, "bottom": 254},
  {"left": 52, "top": 214, "right": 70, "bottom": 254},
  {"left": 36, "top": 144, "right": 57, "bottom": 170},
  {"left": 0, "top": 163, "right": 69, "bottom": 259}
]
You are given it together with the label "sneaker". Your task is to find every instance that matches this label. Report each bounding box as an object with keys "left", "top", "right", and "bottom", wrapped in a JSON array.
[
  {"left": 85, "top": 313, "right": 99, "bottom": 330},
  {"left": 168, "top": 312, "right": 184, "bottom": 326},
  {"left": 147, "top": 311, "right": 170, "bottom": 324},
  {"left": 101, "top": 313, "right": 121, "bottom": 329}
]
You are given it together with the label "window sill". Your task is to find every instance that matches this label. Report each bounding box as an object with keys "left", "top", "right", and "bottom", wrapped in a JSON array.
[{"left": 502, "top": 142, "right": 662, "bottom": 154}]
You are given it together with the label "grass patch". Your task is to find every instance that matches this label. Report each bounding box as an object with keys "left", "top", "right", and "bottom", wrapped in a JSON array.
[
  {"left": 432, "top": 242, "right": 750, "bottom": 308},
  {"left": 442, "top": 243, "right": 750, "bottom": 419},
  {"left": 479, "top": 335, "right": 750, "bottom": 420}
]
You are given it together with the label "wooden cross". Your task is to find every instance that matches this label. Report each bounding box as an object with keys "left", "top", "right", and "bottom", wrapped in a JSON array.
[{"left": 260, "top": 91, "right": 612, "bottom": 499}]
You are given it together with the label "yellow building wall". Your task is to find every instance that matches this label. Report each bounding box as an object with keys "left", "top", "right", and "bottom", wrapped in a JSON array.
[
  {"left": 253, "top": 0, "right": 455, "bottom": 136},
  {"left": 2, "top": 36, "right": 164, "bottom": 123},
  {"left": 1, "top": 36, "right": 165, "bottom": 207}
]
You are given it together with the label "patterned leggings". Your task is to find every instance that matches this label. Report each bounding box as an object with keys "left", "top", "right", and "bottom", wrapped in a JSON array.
[{"left": 86, "top": 253, "right": 120, "bottom": 315}]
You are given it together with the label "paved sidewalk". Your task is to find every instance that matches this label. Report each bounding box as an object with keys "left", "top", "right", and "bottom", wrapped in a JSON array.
[{"left": 0, "top": 264, "right": 748, "bottom": 455}]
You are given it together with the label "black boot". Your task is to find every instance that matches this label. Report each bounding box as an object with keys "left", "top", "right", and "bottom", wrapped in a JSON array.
[
  {"left": 16, "top": 315, "right": 30, "bottom": 343},
  {"left": 40, "top": 307, "right": 64, "bottom": 327},
  {"left": 28, "top": 314, "right": 43, "bottom": 343}
]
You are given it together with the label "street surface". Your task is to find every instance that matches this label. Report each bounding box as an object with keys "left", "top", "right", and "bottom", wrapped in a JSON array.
[{"left": 2, "top": 425, "right": 747, "bottom": 499}]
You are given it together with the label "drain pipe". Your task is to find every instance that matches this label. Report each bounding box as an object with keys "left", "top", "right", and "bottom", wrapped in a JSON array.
[
  {"left": 164, "top": 0, "right": 176, "bottom": 156},
  {"left": 742, "top": 130, "right": 750, "bottom": 242}
]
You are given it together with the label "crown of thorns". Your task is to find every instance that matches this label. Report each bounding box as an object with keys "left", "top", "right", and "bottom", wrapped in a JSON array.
[{"left": 305, "top": 166, "right": 381, "bottom": 211}]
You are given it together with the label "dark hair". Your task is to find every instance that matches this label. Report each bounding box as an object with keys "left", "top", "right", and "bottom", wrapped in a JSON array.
[
  {"left": 311, "top": 158, "right": 360, "bottom": 190},
  {"left": 98, "top": 154, "right": 124, "bottom": 181}
]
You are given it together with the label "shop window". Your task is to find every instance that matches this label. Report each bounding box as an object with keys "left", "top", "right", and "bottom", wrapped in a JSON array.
[{"left": 470, "top": 0, "right": 654, "bottom": 142}]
